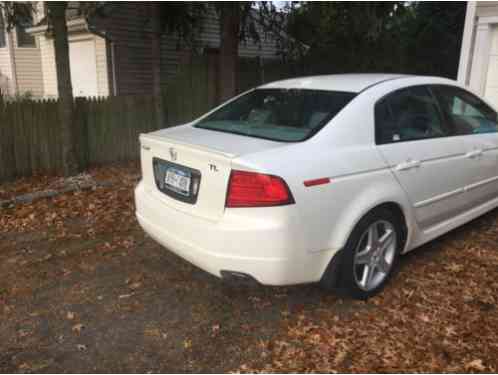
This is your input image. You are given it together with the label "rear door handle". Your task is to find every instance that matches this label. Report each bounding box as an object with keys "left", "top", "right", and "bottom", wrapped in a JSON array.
[
  {"left": 396, "top": 159, "right": 421, "bottom": 171},
  {"left": 466, "top": 149, "right": 483, "bottom": 158}
]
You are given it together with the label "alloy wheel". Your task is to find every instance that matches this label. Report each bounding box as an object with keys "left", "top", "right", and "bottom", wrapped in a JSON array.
[{"left": 353, "top": 220, "right": 397, "bottom": 291}]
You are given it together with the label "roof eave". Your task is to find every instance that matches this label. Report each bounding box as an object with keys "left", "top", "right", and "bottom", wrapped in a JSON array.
[{"left": 26, "top": 18, "right": 88, "bottom": 36}]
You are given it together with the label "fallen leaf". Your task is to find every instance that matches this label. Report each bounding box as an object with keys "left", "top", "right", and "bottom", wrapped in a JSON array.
[
  {"left": 334, "top": 350, "right": 348, "bottom": 365},
  {"left": 418, "top": 313, "right": 431, "bottom": 323},
  {"left": 466, "top": 359, "right": 485, "bottom": 371},
  {"left": 129, "top": 282, "right": 142, "bottom": 290},
  {"left": 144, "top": 328, "right": 161, "bottom": 337},
  {"left": 445, "top": 326, "right": 457, "bottom": 336},
  {"left": 183, "top": 339, "right": 192, "bottom": 349},
  {"left": 18, "top": 363, "right": 30, "bottom": 370},
  {"left": 72, "top": 323, "right": 85, "bottom": 334}
]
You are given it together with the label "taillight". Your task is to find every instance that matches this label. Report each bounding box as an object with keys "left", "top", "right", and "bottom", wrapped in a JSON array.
[{"left": 226, "top": 170, "right": 295, "bottom": 208}]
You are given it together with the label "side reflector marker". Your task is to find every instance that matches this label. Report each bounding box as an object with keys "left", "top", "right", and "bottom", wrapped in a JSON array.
[{"left": 304, "top": 178, "right": 331, "bottom": 187}]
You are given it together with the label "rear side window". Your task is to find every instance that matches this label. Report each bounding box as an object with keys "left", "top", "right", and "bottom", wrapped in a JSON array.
[
  {"left": 432, "top": 85, "right": 498, "bottom": 135},
  {"left": 375, "top": 86, "right": 448, "bottom": 144}
]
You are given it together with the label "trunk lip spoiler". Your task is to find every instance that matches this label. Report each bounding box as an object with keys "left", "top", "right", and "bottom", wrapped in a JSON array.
[{"left": 139, "top": 133, "right": 237, "bottom": 159}]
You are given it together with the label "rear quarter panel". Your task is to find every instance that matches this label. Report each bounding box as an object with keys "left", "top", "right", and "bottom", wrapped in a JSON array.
[{"left": 233, "top": 141, "right": 415, "bottom": 256}]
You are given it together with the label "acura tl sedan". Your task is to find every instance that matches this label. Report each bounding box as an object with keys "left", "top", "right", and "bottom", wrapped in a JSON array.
[{"left": 135, "top": 74, "right": 498, "bottom": 299}]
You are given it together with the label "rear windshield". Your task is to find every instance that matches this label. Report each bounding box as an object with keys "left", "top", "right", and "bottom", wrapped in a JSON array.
[{"left": 194, "top": 89, "right": 356, "bottom": 142}]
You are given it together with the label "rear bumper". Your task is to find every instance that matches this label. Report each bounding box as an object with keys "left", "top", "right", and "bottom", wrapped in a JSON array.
[{"left": 135, "top": 181, "right": 336, "bottom": 285}]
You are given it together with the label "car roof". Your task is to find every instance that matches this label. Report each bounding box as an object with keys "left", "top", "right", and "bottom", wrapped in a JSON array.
[{"left": 259, "top": 73, "right": 410, "bottom": 93}]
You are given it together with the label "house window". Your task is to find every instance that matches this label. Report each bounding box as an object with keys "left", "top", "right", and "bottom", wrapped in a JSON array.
[
  {"left": 0, "top": 13, "right": 6, "bottom": 48},
  {"left": 16, "top": 19, "right": 35, "bottom": 47}
]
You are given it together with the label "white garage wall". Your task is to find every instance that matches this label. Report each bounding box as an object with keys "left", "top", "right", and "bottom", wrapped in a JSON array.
[
  {"left": 0, "top": 40, "right": 15, "bottom": 96},
  {"left": 69, "top": 38, "right": 98, "bottom": 97},
  {"left": 39, "top": 34, "right": 57, "bottom": 97},
  {"left": 485, "top": 26, "right": 498, "bottom": 107},
  {"left": 39, "top": 33, "right": 109, "bottom": 98}
]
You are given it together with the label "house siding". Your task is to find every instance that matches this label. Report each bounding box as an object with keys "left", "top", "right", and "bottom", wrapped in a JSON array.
[
  {"left": 0, "top": 7, "right": 15, "bottom": 96},
  {"left": 95, "top": 36, "right": 109, "bottom": 96},
  {"left": 10, "top": 25, "right": 44, "bottom": 97},
  {"left": 91, "top": 3, "right": 281, "bottom": 95},
  {"left": 196, "top": 7, "right": 280, "bottom": 59},
  {"left": 39, "top": 34, "right": 58, "bottom": 97},
  {"left": 92, "top": 3, "right": 154, "bottom": 96},
  {"left": 0, "top": 45, "right": 14, "bottom": 96},
  {"left": 1, "top": 7, "right": 43, "bottom": 98},
  {"left": 476, "top": 2, "right": 498, "bottom": 18},
  {"left": 160, "top": 6, "right": 280, "bottom": 84}
]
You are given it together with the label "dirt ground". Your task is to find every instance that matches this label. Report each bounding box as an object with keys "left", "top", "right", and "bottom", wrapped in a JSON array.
[{"left": 0, "top": 164, "right": 497, "bottom": 373}]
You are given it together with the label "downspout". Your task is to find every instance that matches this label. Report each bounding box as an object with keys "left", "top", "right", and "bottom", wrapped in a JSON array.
[
  {"left": 87, "top": 23, "right": 117, "bottom": 96},
  {"left": 110, "top": 41, "right": 117, "bottom": 95},
  {"left": 7, "top": 29, "right": 18, "bottom": 95}
]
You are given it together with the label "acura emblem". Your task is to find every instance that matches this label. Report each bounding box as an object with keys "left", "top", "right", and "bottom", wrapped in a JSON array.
[{"left": 169, "top": 147, "right": 178, "bottom": 161}]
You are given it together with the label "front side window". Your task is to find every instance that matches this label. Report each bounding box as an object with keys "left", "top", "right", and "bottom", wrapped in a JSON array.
[
  {"left": 433, "top": 85, "right": 498, "bottom": 135},
  {"left": 194, "top": 89, "right": 356, "bottom": 142},
  {"left": 375, "top": 86, "right": 447, "bottom": 144}
]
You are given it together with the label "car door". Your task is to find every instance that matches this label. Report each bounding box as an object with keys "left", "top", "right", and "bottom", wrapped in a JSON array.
[
  {"left": 432, "top": 85, "right": 498, "bottom": 208},
  {"left": 375, "top": 85, "right": 470, "bottom": 230}
]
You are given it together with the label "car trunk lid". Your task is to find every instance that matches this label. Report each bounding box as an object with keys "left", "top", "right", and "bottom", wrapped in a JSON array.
[
  {"left": 140, "top": 126, "right": 290, "bottom": 221},
  {"left": 139, "top": 134, "right": 233, "bottom": 222}
]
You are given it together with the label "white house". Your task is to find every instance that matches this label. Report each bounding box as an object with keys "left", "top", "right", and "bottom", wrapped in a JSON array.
[
  {"left": 458, "top": 1, "right": 498, "bottom": 107},
  {"left": 0, "top": 3, "right": 286, "bottom": 99},
  {"left": 0, "top": 7, "right": 43, "bottom": 97}
]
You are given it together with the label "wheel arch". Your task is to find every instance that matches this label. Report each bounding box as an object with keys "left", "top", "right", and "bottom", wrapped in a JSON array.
[
  {"left": 326, "top": 180, "right": 416, "bottom": 255},
  {"left": 320, "top": 190, "right": 415, "bottom": 291}
]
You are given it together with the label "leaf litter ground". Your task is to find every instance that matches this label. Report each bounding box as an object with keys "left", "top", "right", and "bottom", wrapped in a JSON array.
[{"left": 0, "top": 163, "right": 496, "bottom": 373}]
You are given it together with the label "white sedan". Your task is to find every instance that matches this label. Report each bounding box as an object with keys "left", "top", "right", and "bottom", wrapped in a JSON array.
[{"left": 135, "top": 74, "right": 498, "bottom": 299}]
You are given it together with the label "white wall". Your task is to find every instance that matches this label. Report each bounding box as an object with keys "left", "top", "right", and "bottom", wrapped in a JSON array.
[
  {"left": 458, "top": 2, "right": 498, "bottom": 108},
  {"left": 0, "top": 40, "right": 14, "bottom": 96},
  {"left": 39, "top": 34, "right": 57, "bottom": 97},
  {"left": 38, "top": 32, "right": 109, "bottom": 98},
  {"left": 484, "top": 25, "right": 498, "bottom": 106}
]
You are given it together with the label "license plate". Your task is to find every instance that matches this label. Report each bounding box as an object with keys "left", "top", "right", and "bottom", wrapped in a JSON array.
[{"left": 165, "top": 168, "right": 191, "bottom": 196}]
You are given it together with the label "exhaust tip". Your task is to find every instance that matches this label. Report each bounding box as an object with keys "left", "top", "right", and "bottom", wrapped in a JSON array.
[{"left": 220, "top": 270, "right": 260, "bottom": 286}]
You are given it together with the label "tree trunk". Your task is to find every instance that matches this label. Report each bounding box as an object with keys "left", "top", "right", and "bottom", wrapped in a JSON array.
[
  {"left": 219, "top": 3, "right": 240, "bottom": 102},
  {"left": 48, "top": 2, "right": 79, "bottom": 177},
  {"left": 151, "top": 3, "right": 165, "bottom": 128}
]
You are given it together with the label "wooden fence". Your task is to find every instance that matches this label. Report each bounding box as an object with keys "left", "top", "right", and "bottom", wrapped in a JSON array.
[
  {"left": 0, "top": 56, "right": 298, "bottom": 183},
  {"left": 0, "top": 95, "right": 160, "bottom": 182}
]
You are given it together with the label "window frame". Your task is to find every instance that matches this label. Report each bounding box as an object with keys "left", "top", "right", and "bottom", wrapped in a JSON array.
[
  {"left": 15, "top": 20, "right": 36, "bottom": 48},
  {"left": 430, "top": 84, "right": 498, "bottom": 136},
  {"left": 374, "top": 84, "right": 452, "bottom": 145},
  {"left": 0, "top": 12, "right": 6, "bottom": 48}
]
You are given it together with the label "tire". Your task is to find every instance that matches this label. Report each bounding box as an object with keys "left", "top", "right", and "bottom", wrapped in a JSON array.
[{"left": 322, "top": 208, "right": 403, "bottom": 300}]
